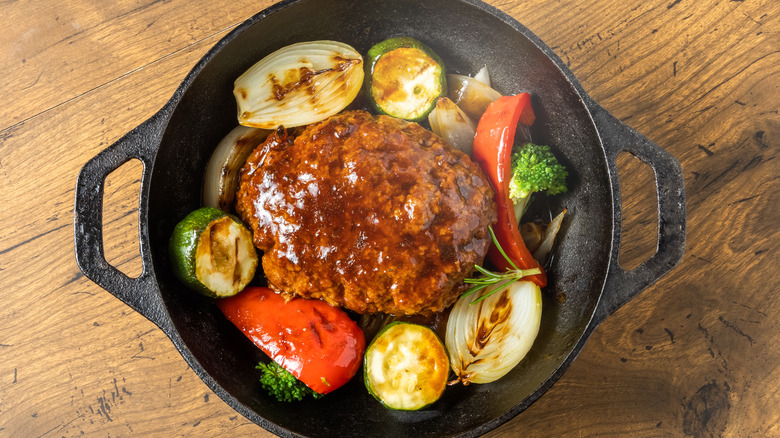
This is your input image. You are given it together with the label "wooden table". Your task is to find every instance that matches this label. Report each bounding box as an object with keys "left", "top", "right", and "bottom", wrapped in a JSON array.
[{"left": 1, "top": 0, "right": 777, "bottom": 436}]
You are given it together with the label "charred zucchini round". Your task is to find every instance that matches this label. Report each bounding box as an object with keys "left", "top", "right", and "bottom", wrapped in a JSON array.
[
  {"left": 363, "top": 322, "right": 449, "bottom": 410},
  {"left": 365, "top": 37, "right": 447, "bottom": 122},
  {"left": 168, "top": 207, "right": 258, "bottom": 297}
]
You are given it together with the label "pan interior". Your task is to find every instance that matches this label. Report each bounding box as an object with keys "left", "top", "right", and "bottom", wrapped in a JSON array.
[{"left": 147, "top": 0, "right": 612, "bottom": 435}]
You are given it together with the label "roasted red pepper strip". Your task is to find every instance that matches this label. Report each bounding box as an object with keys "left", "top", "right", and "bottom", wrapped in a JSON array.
[
  {"left": 472, "top": 93, "right": 546, "bottom": 287},
  {"left": 217, "top": 287, "right": 365, "bottom": 394}
]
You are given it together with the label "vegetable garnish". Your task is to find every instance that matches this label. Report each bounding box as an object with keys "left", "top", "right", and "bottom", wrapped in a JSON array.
[
  {"left": 203, "top": 125, "right": 270, "bottom": 211},
  {"left": 365, "top": 37, "right": 446, "bottom": 122},
  {"left": 472, "top": 93, "right": 546, "bottom": 286},
  {"left": 508, "top": 143, "right": 568, "bottom": 221},
  {"left": 218, "top": 287, "right": 365, "bottom": 395},
  {"left": 447, "top": 73, "right": 502, "bottom": 121},
  {"left": 256, "top": 361, "right": 324, "bottom": 402},
  {"left": 462, "top": 226, "right": 541, "bottom": 304},
  {"left": 364, "top": 322, "right": 449, "bottom": 410},
  {"left": 234, "top": 40, "right": 364, "bottom": 129},
  {"left": 473, "top": 65, "right": 491, "bottom": 87},
  {"left": 168, "top": 207, "right": 258, "bottom": 298},
  {"left": 427, "top": 97, "right": 476, "bottom": 155},
  {"left": 530, "top": 208, "right": 567, "bottom": 264},
  {"left": 446, "top": 280, "right": 542, "bottom": 385}
]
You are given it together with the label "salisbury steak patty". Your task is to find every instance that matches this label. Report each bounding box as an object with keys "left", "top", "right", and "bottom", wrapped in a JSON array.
[{"left": 235, "top": 110, "right": 496, "bottom": 315}]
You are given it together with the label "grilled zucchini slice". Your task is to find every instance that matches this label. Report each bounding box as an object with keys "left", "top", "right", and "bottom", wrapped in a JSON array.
[
  {"left": 168, "top": 207, "right": 258, "bottom": 297},
  {"left": 364, "top": 322, "right": 449, "bottom": 410},
  {"left": 365, "top": 37, "right": 446, "bottom": 122}
]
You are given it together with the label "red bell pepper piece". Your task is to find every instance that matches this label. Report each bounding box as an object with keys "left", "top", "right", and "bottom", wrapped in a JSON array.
[
  {"left": 217, "top": 287, "right": 365, "bottom": 394},
  {"left": 471, "top": 93, "right": 546, "bottom": 287}
]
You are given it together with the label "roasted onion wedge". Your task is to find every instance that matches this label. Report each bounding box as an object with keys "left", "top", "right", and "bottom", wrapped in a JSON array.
[
  {"left": 473, "top": 65, "right": 491, "bottom": 86},
  {"left": 446, "top": 280, "right": 542, "bottom": 385},
  {"left": 428, "top": 97, "right": 476, "bottom": 155},
  {"left": 447, "top": 73, "right": 502, "bottom": 121},
  {"left": 533, "top": 208, "right": 567, "bottom": 264},
  {"left": 234, "top": 40, "right": 364, "bottom": 129},
  {"left": 203, "top": 125, "right": 270, "bottom": 211}
]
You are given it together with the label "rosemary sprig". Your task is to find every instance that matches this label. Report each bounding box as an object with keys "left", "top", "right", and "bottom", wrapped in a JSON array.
[{"left": 462, "top": 226, "right": 541, "bottom": 304}]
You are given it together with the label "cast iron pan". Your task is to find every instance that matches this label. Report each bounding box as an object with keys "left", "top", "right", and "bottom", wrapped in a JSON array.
[{"left": 74, "top": 0, "right": 686, "bottom": 436}]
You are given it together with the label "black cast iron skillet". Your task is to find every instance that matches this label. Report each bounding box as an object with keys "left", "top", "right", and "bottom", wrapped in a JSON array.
[{"left": 74, "top": 0, "right": 686, "bottom": 436}]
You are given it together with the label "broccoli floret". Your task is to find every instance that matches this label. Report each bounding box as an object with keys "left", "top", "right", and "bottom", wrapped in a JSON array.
[
  {"left": 256, "top": 361, "right": 324, "bottom": 402},
  {"left": 509, "top": 143, "right": 568, "bottom": 221}
]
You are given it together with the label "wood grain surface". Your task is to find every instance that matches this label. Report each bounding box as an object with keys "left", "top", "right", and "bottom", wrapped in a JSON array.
[{"left": 0, "top": 0, "right": 777, "bottom": 436}]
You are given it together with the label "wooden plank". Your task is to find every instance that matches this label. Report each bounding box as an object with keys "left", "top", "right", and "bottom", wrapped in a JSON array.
[
  {"left": 0, "top": 0, "right": 275, "bottom": 130},
  {"left": 0, "top": 23, "right": 267, "bottom": 437}
]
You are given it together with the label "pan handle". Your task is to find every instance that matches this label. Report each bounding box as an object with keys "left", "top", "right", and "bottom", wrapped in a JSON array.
[
  {"left": 588, "top": 103, "right": 686, "bottom": 325},
  {"left": 74, "top": 112, "right": 171, "bottom": 331}
]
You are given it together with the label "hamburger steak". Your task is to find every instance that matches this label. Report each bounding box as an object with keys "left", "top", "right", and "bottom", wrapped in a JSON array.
[{"left": 235, "top": 110, "right": 496, "bottom": 315}]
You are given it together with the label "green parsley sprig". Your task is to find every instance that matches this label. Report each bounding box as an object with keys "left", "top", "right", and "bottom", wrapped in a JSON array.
[{"left": 256, "top": 361, "right": 323, "bottom": 402}]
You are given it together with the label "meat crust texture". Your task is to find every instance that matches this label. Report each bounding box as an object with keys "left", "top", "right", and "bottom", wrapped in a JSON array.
[{"left": 235, "top": 110, "right": 496, "bottom": 315}]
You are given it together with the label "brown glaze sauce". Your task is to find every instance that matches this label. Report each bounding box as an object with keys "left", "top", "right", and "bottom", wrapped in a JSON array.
[
  {"left": 216, "top": 129, "right": 270, "bottom": 212},
  {"left": 235, "top": 110, "right": 496, "bottom": 315}
]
